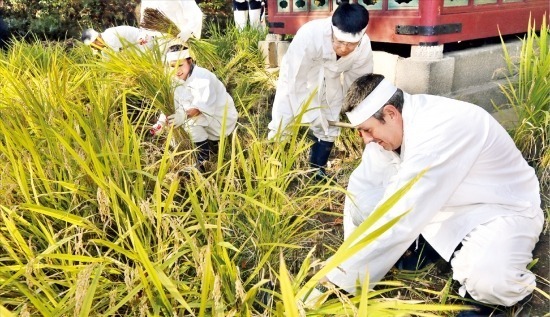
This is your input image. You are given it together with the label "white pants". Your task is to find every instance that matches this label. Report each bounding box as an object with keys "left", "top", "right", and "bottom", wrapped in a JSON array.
[
  {"left": 233, "top": 0, "right": 263, "bottom": 30},
  {"left": 451, "top": 212, "right": 544, "bottom": 306},
  {"left": 153, "top": 111, "right": 236, "bottom": 143},
  {"left": 185, "top": 115, "right": 236, "bottom": 143},
  {"left": 267, "top": 111, "right": 340, "bottom": 142}
]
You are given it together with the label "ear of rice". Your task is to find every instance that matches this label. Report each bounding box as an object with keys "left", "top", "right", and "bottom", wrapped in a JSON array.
[{"left": 140, "top": 8, "right": 181, "bottom": 37}]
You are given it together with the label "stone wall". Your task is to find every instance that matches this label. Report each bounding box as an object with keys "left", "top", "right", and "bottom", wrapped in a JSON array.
[{"left": 260, "top": 37, "right": 523, "bottom": 115}]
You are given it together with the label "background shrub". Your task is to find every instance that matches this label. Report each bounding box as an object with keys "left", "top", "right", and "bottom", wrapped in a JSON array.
[{"left": 0, "top": 0, "right": 233, "bottom": 41}]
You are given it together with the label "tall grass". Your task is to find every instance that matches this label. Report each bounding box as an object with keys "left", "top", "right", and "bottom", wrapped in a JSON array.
[
  {"left": 0, "top": 25, "right": 469, "bottom": 316},
  {"left": 500, "top": 15, "right": 550, "bottom": 189}
]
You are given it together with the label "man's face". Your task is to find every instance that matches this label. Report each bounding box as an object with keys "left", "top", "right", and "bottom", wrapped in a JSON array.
[
  {"left": 331, "top": 30, "right": 362, "bottom": 57},
  {"left": 355, "top": 105, "right": 403, "bottom": 151}
]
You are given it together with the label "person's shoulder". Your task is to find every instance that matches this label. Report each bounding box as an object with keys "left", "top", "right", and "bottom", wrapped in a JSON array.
[
  {"left": 413, "top": 93, "right": 458, "bottom": 104},
  {"left": 191, "top": 66, "right": 220, "bottom": 82},
  {"left": 417, "top": 94, "right": 480, "bottom": 109},
  {"left": 293, "top": 18, "right": 330, "bottom": 46},
  {"left": 193, "top": 65, "right": 211, "bottom": 75},
  {"left": 298, "top": 17, "right": 330, "bottom": 33},
  {"left": 411, "top": 94, "right": 490, "bottom": 122}
]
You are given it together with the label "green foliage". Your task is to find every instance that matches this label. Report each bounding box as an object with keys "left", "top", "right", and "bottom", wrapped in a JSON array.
[
  {"left": 0, "top": 23, "right": 466, "bottom": 316},
  {"left": 206, "top": 22, "right": 276, "bottom": 123},
  {"left": 196, "top": 0, "right": 234, "bottom": 34},
  {"left": 0, "top": 0, "right": 236, "bottom": 42},
  {"left": 500, "top": 15, "right": 550, "bottom": 189},
  {"left": 2, "top": 0, "right": 140, "bottom": 40},
  {"left": 197, "top": 0, "right": 232, "bottom": 14}
]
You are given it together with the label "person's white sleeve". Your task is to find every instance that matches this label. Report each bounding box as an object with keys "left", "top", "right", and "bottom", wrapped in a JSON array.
[
  {"left": 186, "top": 76, "right": 218, "bottom": 116},
  {"left": 167, "top": 108, "right": 186, "bottom": 128},
  {"left": 177, "top": 29, "right": 193, "bottom": 42},
  {"left": 174, "top": 85, "right": 194, "bottom": 112},
  {"left": 326, "top": 115, "right": 483, "bottom": 294},
  {"left": 150, "top": 113, "right": 167, "bottom": 135},
  {"left": 277, "top": 29, "right": 320, "bottom": 116},
  {"left": 167, "top": 85, "right": 193, "bottom": 128},
  {"left": 344, "top": 143, "right": 400, "bottom": 239},
  {"left": 140, "top": 0, "right": 203, "bottom": 39}
]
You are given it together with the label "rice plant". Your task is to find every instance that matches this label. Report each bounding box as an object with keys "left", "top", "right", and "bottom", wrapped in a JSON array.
[
  {"left": 500, "top": 15, "right": 550, "bottom": 189},
  {"left": 0, "top": 24, "right": 475, "bottom": 316}
]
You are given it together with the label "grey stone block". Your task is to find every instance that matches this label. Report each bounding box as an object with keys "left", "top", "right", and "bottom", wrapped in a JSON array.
[
  {"left": 447, "top": 79, "right": 509, "bottom": 113},
  {"left": 276, "top": 41, "right": 290, "bottom": 68},
  {"left": 265, "top": 33, "right": 283, "bottom": 41},
  {"left": 373, "top": 51, "right": 400, "bottom": 83},
  {"left": 410, "top": 44, "right": 444, "bottom": 60},
  {"left": 395, "top": 57, "right": 455, "bottom": 95},
  {"left": 447, "top": 40, "right": 522, "bottom": 91},
  {"left": 491, "top": 107, "right": 518, "bottom": 130},
  {"left": 259, "top": 40, "right": 278, "bottom": 68}
]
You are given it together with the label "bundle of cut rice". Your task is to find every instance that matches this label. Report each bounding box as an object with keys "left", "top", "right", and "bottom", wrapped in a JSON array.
[{"left": 140, "top": 8, "right": 180, "bottom": 37}]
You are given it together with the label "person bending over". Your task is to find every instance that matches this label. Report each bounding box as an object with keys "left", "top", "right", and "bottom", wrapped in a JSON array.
[
  {"left": 305, "top": 74, "right": 543, "bottom": 316},
  {"left": 152, "top": 45, "right": 239, "bottom": 172}
]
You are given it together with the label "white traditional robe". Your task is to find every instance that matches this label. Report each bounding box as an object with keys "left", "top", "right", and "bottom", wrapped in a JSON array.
[
  {"left": 327, "top": 93, "right": 543, "bottom": 303},
  {"left": 173, "top": 66, "right": 238, "bottom": 142},
  {"left": 140, "top": 0, "right": 203, "bottom": 41},
  {"left": 101, "top": 26, "right": 161, "bottom": 52},
  {"left": 268, "top": 17, "right": 373, "bottom": 141},
  {"left": 343, "top": 142, "right": 400, "bottom": 240}
]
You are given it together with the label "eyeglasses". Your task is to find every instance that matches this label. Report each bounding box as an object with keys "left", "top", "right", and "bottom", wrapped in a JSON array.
[{"left": 331, "top": 28, "right": 362, "bottom": 49}]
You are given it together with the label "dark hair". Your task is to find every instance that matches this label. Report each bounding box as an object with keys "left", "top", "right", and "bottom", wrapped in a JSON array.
[
  {"left": 332, "top": 1, "right": 369, "bottom": 33},
  {"left": 342, "top": 74, "right": 404, "bottom": 123},
  {"left": 81, "top": 28, "right": 96, "bottom": 43},
  {"left": 167, "top": 44, "right": 188, "bottom": 52}
]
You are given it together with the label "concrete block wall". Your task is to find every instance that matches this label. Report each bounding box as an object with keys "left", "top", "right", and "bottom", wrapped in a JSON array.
[
  {"left": 259, "top": 34, "right": 286, "bottom": 68},
  {"left": 259, "top": 37, "right": 522, "bottom": 114},
  {"left": 448, "top": 41, "right": 520, "bottom": 92},
  {"left": 445, "top": 40, "right": 522, "bottom": 112},
  {"left": 374, "top": 39, "right": 523, "bottom": 112},
  {"left": 394, "top": 56, "right": 455, "bottom": 95}
]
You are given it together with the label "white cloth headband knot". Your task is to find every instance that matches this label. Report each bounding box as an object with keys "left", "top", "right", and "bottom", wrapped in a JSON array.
[{"left": 345, "top": 79, "right": 397, "bottom": 127}]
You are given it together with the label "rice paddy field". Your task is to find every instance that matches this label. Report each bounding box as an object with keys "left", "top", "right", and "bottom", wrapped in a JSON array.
[{"left": 0, "top": 17, "right": 548, "bottom": 317}]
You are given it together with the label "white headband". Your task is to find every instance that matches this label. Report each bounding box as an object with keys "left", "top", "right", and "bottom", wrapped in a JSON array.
[
  {"left": 332, "top": 25, "right": 366, "bottom": 43},
  {"left": 345, "top": 79, "right": 398, "bottom": 127},
  {"left": 165, "top": 50, "right": 190, "bottom": 63}
]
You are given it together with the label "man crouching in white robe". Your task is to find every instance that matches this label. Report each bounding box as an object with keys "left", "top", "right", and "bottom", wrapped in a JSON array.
[{"left": 308, "top": 73, "right": 544, "bottom": 312}]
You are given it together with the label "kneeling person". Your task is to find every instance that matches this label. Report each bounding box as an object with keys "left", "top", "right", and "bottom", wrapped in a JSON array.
[
  {"left": 307, "top": 74, "right": 544, "bottom": 312},
  {"left": 156, "top": 46, "right": 238, "bottom": 172}
]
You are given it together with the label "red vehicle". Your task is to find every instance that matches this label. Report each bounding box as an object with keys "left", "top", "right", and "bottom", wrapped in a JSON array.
[{"left": 266, "top": 0, "right": 549, "bottom": 46}]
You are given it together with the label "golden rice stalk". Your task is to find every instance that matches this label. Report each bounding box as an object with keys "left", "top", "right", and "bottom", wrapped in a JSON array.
[{"left": 140, "top": 8, "right": 180, "bottom": 37}]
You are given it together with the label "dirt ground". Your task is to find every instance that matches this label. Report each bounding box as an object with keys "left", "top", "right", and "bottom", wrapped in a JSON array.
[
  {"left": 526, "top": 187, "right": 550, "bottom": 317},
  {"left": 528, "top": 226, "right": 549, "bottom": 317}
]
